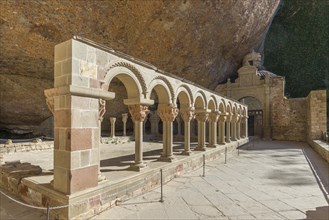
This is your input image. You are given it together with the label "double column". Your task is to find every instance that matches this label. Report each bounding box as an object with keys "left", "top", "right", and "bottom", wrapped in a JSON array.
[
  {"left": 225, "top": 113, "right": 232, "bottom": 143},
  {"left": 128, "top": 104, "right": 150, "bottom": 171},
  {"left": 217, "top": 114, "right": 226, "bottom": 145},
  {"left": 195, "top": 111, "right": 209, "bottom": 151},
  {"left": 157, "top": 104, "right": 179, "bottom": 162},
  {"left": 231, "top": 113, "right": 239, "bottom": 141},
  {"left": 180, "top": 107, "right": 194, "bottom": 155},
  {"left": 240, "top": 115, "right": 248, "bottom": 138},
  {"left": 208, "top": 111, "right": 220, "bottom": 148}
]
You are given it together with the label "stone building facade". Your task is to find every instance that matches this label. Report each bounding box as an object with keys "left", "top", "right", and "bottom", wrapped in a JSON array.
[{"left": 215, "top": 51, "right": 327, "bottom": 142}]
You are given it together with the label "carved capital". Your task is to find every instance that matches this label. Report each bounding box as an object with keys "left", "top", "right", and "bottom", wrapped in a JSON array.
[
  {"left": 122, "top": 113, "right": 128, "bottom": 123},
  {"left": 218, "top": 114, "right": 227, "bottom": 122},
  {"left": 44, "top": 88, "right": 58, "bottom": 114},
  {"left": 157, "top": 104, "right": 179, "bottom": 122},
  {"left": 231, "top": 113, "right": 240, "bottom": 123},
  {"left": 128, "top": 105, "right": 149, "bottom": 122},
  {"left": 99, "top": 98, "right": 106, "bottom": 122},
  {"left": 226, "top": 113, "right": 233, "bottom": 122},
  {"left": 180, "top": 107, "right": 195, "bottom": 122},
  {"left": 209, "top": 111, "right": 220, "bottom": 122},
  {"left": 195, "top": 112, "right": 209, "bottom": 122}
]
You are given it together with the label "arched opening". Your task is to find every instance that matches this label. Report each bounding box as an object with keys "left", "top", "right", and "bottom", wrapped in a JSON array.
[
  {"left": 102, "top": 71, "right": 143, "bottom": 140},
  {"left": 239, "top": 96, "right": 263, "bottom": 137}
]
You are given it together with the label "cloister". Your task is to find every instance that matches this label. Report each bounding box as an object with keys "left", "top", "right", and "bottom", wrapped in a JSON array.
[{"left": 44, "top": 36, "right": 248, "bottom": 195}]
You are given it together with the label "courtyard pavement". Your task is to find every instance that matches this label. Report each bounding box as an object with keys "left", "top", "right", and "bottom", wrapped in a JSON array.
[{"left": 1, "top": 139, "right": 329, "bottom": 219}]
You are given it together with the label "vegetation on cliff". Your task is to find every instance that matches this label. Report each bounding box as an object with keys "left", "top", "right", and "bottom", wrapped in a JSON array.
[{"left": 264, "top": 0, "right": 328, "bottom": 98}]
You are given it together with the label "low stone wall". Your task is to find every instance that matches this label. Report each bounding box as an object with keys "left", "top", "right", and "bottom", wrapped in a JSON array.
[
  {"left": 308, "top": 140, "right": 329, "bottom": 164},
  {"left": 0, "top": 138, "right": 248, "bottom": 219},
  {"left": 0, "top": 141, "right": 54, "bottom": 154}
]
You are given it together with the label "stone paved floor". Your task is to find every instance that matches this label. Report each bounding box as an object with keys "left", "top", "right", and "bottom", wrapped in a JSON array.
[{"left": 1, "top": 139, "right": 329, "bottom": 219}]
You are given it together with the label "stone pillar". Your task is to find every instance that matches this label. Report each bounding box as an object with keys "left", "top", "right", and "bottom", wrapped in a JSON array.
[
  {"left": 143, "top": 119, "right": 147, "bottom": 135},
  {"left": 231, "top": 113, "right": 239, "bottom": 141},
  {"left": 98, "top": 99, "right": 107, "bottom": 181},
  {"left": 218, "top": 114, "right": 226, "bottom": 145},
  {"left": 157, "top": 104, "right": 179, "bottom": 162},
  {"left": 237, "top": 114, "right": 241, "bottom": 139},
  {"left": 110, "top": 117, "right": 116, "bottom": 138},
  {"left": 195, "top": 112, "right": 208, "bottom": 151},
  {"left": 180, "top": 107, "right": 194, "bottom": 155},
  {"left": 225, "top": 113, "right": 232, "bottom": 143},
  {"left": 128, "top": 104, "right": 150, "bottom": 171},
  {"left": 149, "top": 111, "right": 160, "bottom": 135},
  {"left": 176, "top": 114, "right": 182, "bottom": 136},
  {"left": 241, "top": 115, "right": 248, "bottom": 138},
  {"left": 122, "top": 113, "right": 128, "bottom": 136},
  {"left": 191, "top": 120, "right": 196, "bottom": 137},
  {"left": 208, "top": 111, "right": 219, "bottom": 148}
]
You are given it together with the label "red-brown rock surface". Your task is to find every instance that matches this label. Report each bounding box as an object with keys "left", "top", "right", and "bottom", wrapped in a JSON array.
[{"left": 0, "top": 0, "right": 279, "bottom": 135}]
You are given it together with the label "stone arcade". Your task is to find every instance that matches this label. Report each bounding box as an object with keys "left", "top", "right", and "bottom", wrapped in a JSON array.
[{"left": 41, "top": 37, "right": 248, "bottom": 219}]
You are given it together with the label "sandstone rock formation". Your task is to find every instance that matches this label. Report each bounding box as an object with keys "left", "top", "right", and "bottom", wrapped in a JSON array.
[{"left": 0, "top": 0, "right": 279, "bottom": 135}]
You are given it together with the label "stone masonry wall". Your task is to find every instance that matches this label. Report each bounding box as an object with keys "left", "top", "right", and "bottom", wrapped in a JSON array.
[
  {"left": 271, "top": 77, "right": 307, "bottom": 141},
  {"left": 307, "top": 90, "right": 327, "bottom": 140}
]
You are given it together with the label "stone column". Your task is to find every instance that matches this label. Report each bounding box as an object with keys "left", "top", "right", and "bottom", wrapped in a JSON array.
[
  {"left": 244, "top": 115, "right": 249, "bottom": 138},
  {"left": 122, "top": 113, "right": 128, "bottom": 136},
  {"left": 143, "top": 119, "right": 147, "bottom": 135},
  {"left": 98, "top": 99, "right": 107, "bottom": 181},
  {"left": 208, "top": 111, "right": 219, "bottom": 147},
  {"left": 195, "top": 112, "right": 208, "bottom": 151},
  {"left": 110, "top": 117, "right": 116, "bottom": 138},
  {"left": 191, "top": 120, "right": 196, "bottom": 137},
  {"left": 218, "top": 114, "right": 226, "bottom": 145},
  {"left": 128, "top": 104, "right": 149, "bottom": 171},
  {"left": 241, "top": 115, "right": 247, "bottom": 138},
  {"left": 180, "top": 107, "right": 194, "bottom": 155},
  {"left": 176, "top": 114, "right": 182, "bottom": 136},
  {"left": 149, "top": 111, "right": 160, "bottom": 135},
  {"left": 157, "top": 104, "right": 179, "bottom": 162},
  {"left": 237, "top": 114, "right": 241, "bottom": 139},
  {"left": 231, "top": 113, "right": 239, "bottom": 141},
  {"left": 226, "top": 113, "right": 232, "bottom": 143}
]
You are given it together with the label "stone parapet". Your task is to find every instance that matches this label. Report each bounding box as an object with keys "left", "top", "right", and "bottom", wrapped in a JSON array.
[
  {"left": 0, "top": 141, "right": 54, "bottom": 154},
  {"left": 308, "top": 140, "right": 329, "bottom": 164}
]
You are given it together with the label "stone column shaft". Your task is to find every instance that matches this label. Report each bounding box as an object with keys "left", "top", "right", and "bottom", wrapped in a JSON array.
[
  {"left": 218, "top": 115, "right": 226, "bottom": 145},
  {"left": 226, "top": 114, "right": 232, "bottom": 143},
  {"left": 208, "top": 112, "right": 219, "bottom": 148},
  {"left": 195, "top": 112, "right": 208, "bottom": 151},
  {"left": 180, "top": 108, "right": 194, "bottom": 155},
  {"left": 110, "top": 117, "right": 116, "bottom": 138},
  {"left": 122, "top": 113, "right": 128, "bottom": 136},
  {"left": 157, "top": 104, "right": 179, "bottom": 162},
  {"left": 128, "top": 104, "right": 149, "bottom": 171}
]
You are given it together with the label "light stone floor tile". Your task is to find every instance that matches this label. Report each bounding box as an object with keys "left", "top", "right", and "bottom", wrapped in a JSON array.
[
  {"left": 2, "top": 140, "right": 329, "bottom": 220},
  {"left": 278, "top": 210, "right": 306, "bottom": 219}
]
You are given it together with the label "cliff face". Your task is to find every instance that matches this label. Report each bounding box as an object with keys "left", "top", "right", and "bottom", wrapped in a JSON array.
[{"left": 0, "top": 0, "right": 279, "bottom": 136}]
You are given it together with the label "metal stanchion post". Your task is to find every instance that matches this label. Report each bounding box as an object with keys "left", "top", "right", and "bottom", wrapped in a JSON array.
[
  {"left": 160, "top": 169, "right": 164, "bottom": 203},
  {"left": 202, "top": 154, "right": 205, "bottom": 177},
  {"left": 46, "top": 206, "right": 50, "bottom": 220},
  {"left": 224, "top": 147, "right": 227, "bottom": 164}
]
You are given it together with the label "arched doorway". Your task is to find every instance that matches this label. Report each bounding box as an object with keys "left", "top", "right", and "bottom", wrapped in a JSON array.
[{"left": 239, "top": 96, "right": 263, "bottom": 137}]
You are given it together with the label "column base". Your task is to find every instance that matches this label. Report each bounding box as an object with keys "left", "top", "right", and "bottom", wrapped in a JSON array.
[
  {"left": 195, "top": 146, "right": 206, "bottom": 151},
  {"left": 129, "top": 162, "right": 147, "bottom": 171},
  {"left": 98, "top": 173, "right": 106, "bottom": 182},
  {"left": 231, "top": 138, "right": 237, "bottom": 141},
  {"left": 225, "top": 139, "right": 231, "bottom": 143},
  {"left": 158, "top": 155, "right": 175, "bottom": 162},
  {"left": 207, "top": 144, "right": 217, "bottom": 148},
  {"left": 181, "top": 150, "right": 192, "bottom": 156},
  {"left": 218, "top": 142, "right": 226, "bottom": 145}
]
